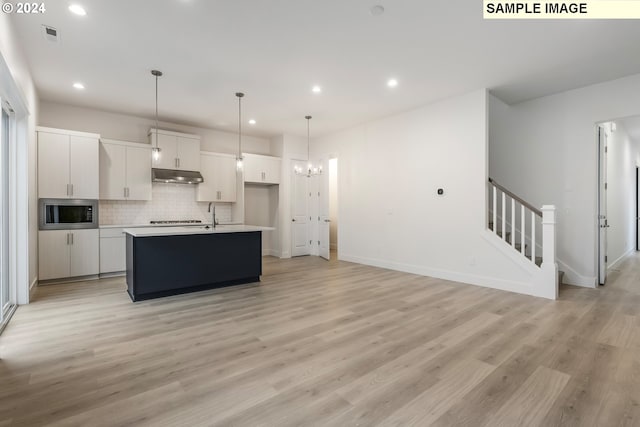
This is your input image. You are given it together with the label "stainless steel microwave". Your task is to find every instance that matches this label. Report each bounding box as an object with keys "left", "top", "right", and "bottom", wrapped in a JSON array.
[{"left": 39, "top": 199, "right": 99, "bottom": 230}]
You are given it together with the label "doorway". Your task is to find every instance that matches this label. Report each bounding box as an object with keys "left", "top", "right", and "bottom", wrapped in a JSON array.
[
  {"left": 597, "top": 118, "right": 640, "bottom": 286},
  {"left": 329, "top": 158, "right": 338, "bottom": 256},
  {"left": 598, "top": 124, "right": 608, "bottom": 285},
  {"left": 290, "top": 157, "right": 337, "bottom": 260}
]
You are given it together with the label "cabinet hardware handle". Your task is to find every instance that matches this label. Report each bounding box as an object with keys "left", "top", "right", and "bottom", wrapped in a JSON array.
[
  {"left": 292, "top": 218, "right": 296, "bottom": 222},
  {"left": 70, "top": 184, "right": 73, "bottom": 196},
  {"left": 67, "top": 233, "right": 70, "bottom": 245},
  {"left": 66, "top": 184, "right": 70, "bottom": 196}
]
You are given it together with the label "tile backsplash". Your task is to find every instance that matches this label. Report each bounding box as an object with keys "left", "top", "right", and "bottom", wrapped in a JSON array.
[{"left": 99, "top": 183, "right": 232, "bottom": 225}]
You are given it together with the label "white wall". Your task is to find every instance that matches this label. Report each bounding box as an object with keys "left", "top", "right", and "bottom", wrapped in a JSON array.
[
  {"left": 0, "top": 14, "right": 39, "bottom": 302},
  {"left": 489, "top": 73, "right": 640, "bottom": 287},
  {"left": 39, "top": 101, "right": 272, "bottom": 156},
  {"left": 312, "top": 89, "right": 552, "bottom": 298},
  {"left": 605, "top": 122, "right": 639, "bottom": 269}
]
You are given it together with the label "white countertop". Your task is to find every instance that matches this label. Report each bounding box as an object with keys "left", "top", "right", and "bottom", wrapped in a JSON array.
[
  {"left": 100, "top": 222, "right": 243, "bottom": 229},
  {"left": 123, "top": 224, "right": 274, "bottom": 237}
]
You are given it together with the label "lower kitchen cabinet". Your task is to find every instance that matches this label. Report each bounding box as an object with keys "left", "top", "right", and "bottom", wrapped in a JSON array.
[
  {"left": 39, "top": 229, "right": 99, "bottom": 281},
  {"left": 100, "top": 228, "right": 126, "bottom": 274}
]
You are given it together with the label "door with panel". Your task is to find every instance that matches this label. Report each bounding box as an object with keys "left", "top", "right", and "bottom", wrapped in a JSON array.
[
  {"left": 69, "top": 229, "right": 100, "bottom": 277},
  {"left": 176, "top": 137, "right": 200, "bottom": 171},
  {"left": 126, "top": 146, "right": 152, "bottom": 200},
  {"left": 291, "top": 162, "right": 310, "bottom": 257},
  {"left": 38, "top": 132, "right": 70, "bottom": 199},
  {"left": 318, "top": 158, "right": 330, "bottom": 260},
  {"left": 99, "top": 142, "right": 126, "bottom": 200},
  {"left": 69, "top": 136, "right": 99, "bottom": 198},
  {"left": 598, "top": 125, "right": 608, "bottom": 285},
  {"left": 38, "top": 230, "right": 71, "bottom": 280},
  {"left": 151, "top": 133, "right": 178, "bottom": 170},
  {"left": 215, "top": 155, "right": 237, "bottom": 202}
]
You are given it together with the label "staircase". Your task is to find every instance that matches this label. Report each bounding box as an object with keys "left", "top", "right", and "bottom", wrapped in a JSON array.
[{"left": 488, "top": 178, "right": 560, "bottom": 299}]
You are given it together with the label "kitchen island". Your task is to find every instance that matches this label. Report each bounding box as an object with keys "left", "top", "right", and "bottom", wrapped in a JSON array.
[{"left": 124, "top": 225, "right": 273, "bottom": 301}]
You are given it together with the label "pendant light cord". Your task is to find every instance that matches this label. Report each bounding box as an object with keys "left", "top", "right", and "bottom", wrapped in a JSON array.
[
  {"left": 236, "top": 92, "right": 244, "bottom": 160},
  {"left": 155, "top": 73, "right": 159, "bottom": 147},
  {"left": 151, "top": 70, "right": 163, "bottom": 151}
]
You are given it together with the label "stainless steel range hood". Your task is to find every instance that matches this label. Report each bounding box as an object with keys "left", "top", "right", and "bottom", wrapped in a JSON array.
[{"left": 152, "top": 168, "right": 204, "bottom": 184}]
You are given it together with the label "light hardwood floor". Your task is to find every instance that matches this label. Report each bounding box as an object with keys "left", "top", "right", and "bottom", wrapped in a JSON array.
[{"left": 1, "top": 253, "right": 640, "bottom": 426}]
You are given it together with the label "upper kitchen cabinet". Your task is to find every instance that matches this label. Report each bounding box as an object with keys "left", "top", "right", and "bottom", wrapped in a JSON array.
[
  {"left": 99, "top": 139, "right": 152, "bottom": 201},
  {"left": 243, "top": 153, "right": 281, "bottom": 185},
  {"left": 149, "top": 129, "right": 201, "bottom": 171},
  {"left": 37, "top": 127, "right": 99, "bottom": 199},
  {"left": 197, "top": 152, "right": 237, "bottom": 202}
]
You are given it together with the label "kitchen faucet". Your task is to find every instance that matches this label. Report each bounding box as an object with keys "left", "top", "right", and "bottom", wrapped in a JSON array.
[{"left": 208, "top": 202, "right": 219, "bottom": 229}]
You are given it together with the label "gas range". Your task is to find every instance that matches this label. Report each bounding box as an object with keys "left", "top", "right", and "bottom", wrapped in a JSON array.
[{"left": 149, "top": 220, "right": 203, "bottom": 226}]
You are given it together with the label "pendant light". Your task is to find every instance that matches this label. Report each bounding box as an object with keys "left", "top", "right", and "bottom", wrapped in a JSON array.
[
  {"left": 151, "top": 69, "right": 163, "bottom": 161},
  {"left": 235, "top": 92, "right": 244, "bottom": 171},
  {"left": 295, "top": 115, "right": 322, "bottom": 176}
]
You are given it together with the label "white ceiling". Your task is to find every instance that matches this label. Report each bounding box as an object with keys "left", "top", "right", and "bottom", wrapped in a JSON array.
[
  {"left": 619, "top": 116, "right": 640, "bottom": 143},
  {"left": 11, "top": 0, "right": 640, "bottom": 138}
]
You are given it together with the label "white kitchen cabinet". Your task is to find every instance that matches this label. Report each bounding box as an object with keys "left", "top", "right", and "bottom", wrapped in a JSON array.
[
  {"left": 100, "top": 139, "right": 152, "bottom": 201},
  {"left": 149, "top": 129, "right": 201, "bottom": 171},
  {"left": 100, "top": 228, "right": 126, "bottom": 274},
  {"left": 197, "top": 152, "right": 237, "bottom": 202},
  {"left": 39, "top": 229, "right": 99, "bottom": 281},
  {"left": 38, "top": 128, "right": 100, "bottom": 199},
  {"left": 243, "top": 153, "right": 281, "bottom": 184}
]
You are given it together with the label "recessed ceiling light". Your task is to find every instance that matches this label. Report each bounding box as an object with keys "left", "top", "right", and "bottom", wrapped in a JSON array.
[
  {"left": 248, "top": 119, "right": 256, "bottom": 125},
  {"left": 68, "top": 4, "right": 87, "bottom": 16},
  {"left": 387, "top": 78, "right": 399, "bottom": 88},
  {"left": 312, "top": 85, "right": 322, "bottom": 94},
  {"left": 370, "top": 5, "right": 385, "bottom": 16},
  {"left": 73, "top": 82, "right": 85, "bottom": 90}
]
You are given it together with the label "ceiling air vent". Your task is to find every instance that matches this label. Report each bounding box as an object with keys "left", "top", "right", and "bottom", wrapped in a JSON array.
[{"left": 42, "top": 25, "right": 59, "bottom": 43}]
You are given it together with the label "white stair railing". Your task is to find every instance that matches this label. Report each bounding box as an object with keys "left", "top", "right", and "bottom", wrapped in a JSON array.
[{"left": 488, "top": 178, "right": 557, "bottom": 299}]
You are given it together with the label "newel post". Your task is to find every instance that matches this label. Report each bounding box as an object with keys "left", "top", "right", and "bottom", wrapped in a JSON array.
[{"left": 541, "top": 205, "right": 558, "bottom": 299}]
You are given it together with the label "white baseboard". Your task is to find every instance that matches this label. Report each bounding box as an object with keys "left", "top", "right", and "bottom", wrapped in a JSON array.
[
  {"left": 262, "top": 249, "right": 281, "bottom": 257},
  {"left": 607, "top": 247, "right": 635, "bottom": 272},
  {"left": 339, "top": 253, "right": 553, "bottom": 300},
  {"left": 556, "top": 259, "right": 597, "bottom": 288},
  {"left": 279, "top": 250, "right": 291, "bottom": 259},
  {"left": 29, "top": 276, "right": 38, "bottom": 302}
]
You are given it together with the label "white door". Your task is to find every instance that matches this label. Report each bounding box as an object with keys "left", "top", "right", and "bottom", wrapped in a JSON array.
[
  {"left": 176, "top": 137, "right": 200, "bottom": 171},
  {"left": 38, "top": 230, "right": 71, "bottom": 280},
  {"left": 99, "top": 142, "right": 126, "bottom": 200},
  {"left": 69, "top": 136, "right": 99, "bottom": 199},
  {"left": 318, "top": 158, "right": 330, "bottom": 260},
  {"left": 126, "top": 146, "right": 152, "bottom": 200},
  {"left": 38, "top": 132, "right": 70, "bottom": 199},
  {"left": 308, "top": 174, "right": 319, "bottom": 256},
  {"left": 152, "top": 133, "right": 178, "bottom": 169},
  {"left": 70, "top": 229, "right": 99, "bottom": 277},
  {"left": 291, "top": 162, "right": 310, "bottom": 257},
  {"left": 598, "top": 126, "right": 608, "bottom": 285}
]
